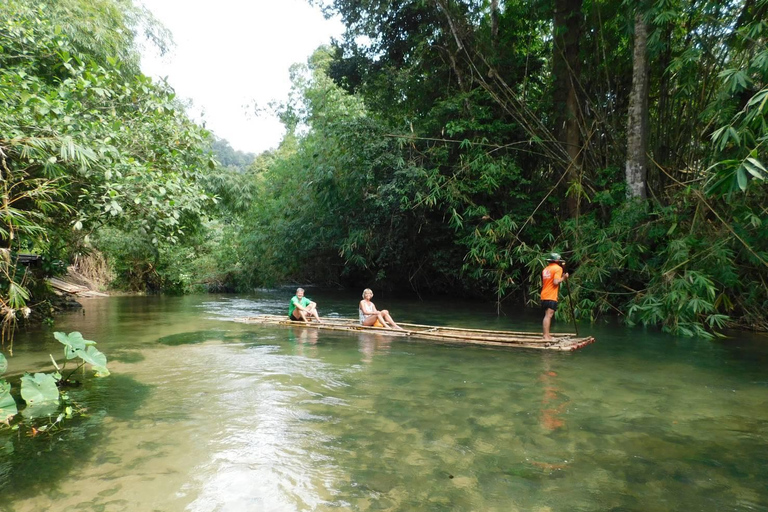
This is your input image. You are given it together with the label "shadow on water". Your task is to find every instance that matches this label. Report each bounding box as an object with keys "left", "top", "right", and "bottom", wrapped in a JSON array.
[
  {"left": 156, "top": 329, "right": 228, "bottom": 346},
  {"left": 0, "top": 374, "right": 152, "bottom": 500},
  {"left": 108, "top": 351, "right": 145, "bottom": 364},
  {"left": 156, "top": 329, "right": 264, "bottom": 347}
]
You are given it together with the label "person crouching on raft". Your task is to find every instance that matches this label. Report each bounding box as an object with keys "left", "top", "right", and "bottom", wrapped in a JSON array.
[
  {"left": 541, "top": 253, "right": 569, "bottom": 341},
  {"left": 359, "top": 288, "right": 403, "bottom": 329},
  {"left": 289, "top": 288, "right": 321, "bottom": 322}
]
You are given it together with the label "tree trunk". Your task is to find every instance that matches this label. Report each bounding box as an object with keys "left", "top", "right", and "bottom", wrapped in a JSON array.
[
  {"left": 625, "top": 12, "right": 650, "bottom": 200},
  {"left": 491, "top": 0, "right": 499, "bottom": 49},
  {"left": 553, "top": 0, "right": 583, "bottom": 218}
]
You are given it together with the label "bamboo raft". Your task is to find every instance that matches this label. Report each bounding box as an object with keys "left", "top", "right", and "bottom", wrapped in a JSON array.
[{"left": 235, "top": 315, "right": 595, "bottom": 351}]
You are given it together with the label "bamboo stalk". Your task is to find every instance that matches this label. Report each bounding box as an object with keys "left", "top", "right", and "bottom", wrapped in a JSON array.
[{"left": 396, "top": 321, "right": 575, "bottom": 338}]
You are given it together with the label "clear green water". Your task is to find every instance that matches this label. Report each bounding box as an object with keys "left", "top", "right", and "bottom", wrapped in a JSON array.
[{"left": 1, "top": 290, "right": 767, "bottom": 511}]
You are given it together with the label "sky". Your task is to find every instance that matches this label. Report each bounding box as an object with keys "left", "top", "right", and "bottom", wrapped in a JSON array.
[{"left": 139, "top": 0, "right": 344, "bottom": 155}]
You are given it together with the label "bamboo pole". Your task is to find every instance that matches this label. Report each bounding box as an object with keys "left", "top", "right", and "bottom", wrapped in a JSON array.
[
  {"left": 238, "top": 315, "right": 593, "bottom": 348},
  {"left": 243, "top": 315, "right": 576, "bottom": 338}
]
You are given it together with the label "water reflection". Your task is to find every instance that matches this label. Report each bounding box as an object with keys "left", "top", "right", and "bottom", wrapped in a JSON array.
[
  {"left": 288, "top": 327, "right": 320, "bottom": 359},
  {"left": 539, "top": 356, "right": 566, "bottom": 432},
  {"left": 357, "top": 333, "right": 392, "bottom": 364}
]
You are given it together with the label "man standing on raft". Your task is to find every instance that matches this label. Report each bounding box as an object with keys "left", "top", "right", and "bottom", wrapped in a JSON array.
[
  {"left": 541, "top": 253, "right": 568, "bottom": 341},
  {"left": 289, "top": 288, "right": 321, "bottom": 322}
]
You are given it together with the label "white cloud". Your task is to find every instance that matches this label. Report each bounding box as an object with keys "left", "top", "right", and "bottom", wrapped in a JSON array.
[{"left": 139, "top": 0, "right": 344, "bottom": 154}]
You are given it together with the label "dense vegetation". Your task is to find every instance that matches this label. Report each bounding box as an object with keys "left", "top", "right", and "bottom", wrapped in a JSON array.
[
  {"left": 234, "top": 0, "right": 767, "bottom": 337},
  {"left": 0, "top": 0, "right": 217, "bottom": 347},
  {"left": 1, "top": 0, "right": 766, "bottom": 343}
]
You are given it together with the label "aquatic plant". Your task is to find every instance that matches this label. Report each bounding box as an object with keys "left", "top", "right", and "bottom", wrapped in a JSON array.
[
  {"left": 53, "top": 331, "right": 109, "bottom": 379},
  {"left": 0, "top": 332, "right": 109, "bottom": 431},
  {"left": 0, "top": 353, "right": 18, "bottom": 424}
]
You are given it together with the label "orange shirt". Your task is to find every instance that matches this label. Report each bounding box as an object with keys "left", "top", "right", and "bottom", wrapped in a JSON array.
[{"left": 541, "top": 263, "right": 563, "bottom": 301}]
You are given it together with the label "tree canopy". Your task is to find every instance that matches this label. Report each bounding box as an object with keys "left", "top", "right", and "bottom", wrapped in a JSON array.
[
  {"left": 236, "top": 0, "right": 767, "bottom": 336},
  {"left": 1, "top": 0, "right": 766, "bottom": 341},
  {"left": 0, "top": 0, "right": 215, "bottom": 345}
]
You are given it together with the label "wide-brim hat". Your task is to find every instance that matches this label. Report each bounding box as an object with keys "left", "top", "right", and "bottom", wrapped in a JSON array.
[{"left": 545, "top": 252, "right": 565, "bottom": 263}]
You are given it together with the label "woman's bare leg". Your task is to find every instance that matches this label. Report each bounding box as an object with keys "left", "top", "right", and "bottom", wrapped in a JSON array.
[
  {"left": 362, "top": 314, "right": 388, "bottom": 327},
  {"left": 381, "top": 310, "right": 402, "bottom": 329}
]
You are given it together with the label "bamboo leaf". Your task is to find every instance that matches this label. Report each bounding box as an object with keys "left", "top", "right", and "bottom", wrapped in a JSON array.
[
  {"left": 745, "top": 158, "right": 766, "bottom": 178},
  {"left": 737, "top": 165, "right": 748, "bottom": 191},
  {"left": 7, "top": 283, "right": 30, "bottom": 308}
]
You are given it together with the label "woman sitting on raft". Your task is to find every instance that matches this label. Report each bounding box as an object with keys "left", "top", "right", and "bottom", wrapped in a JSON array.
[{"left": 359, "top": 288, "right": 403, "bottom": 329}]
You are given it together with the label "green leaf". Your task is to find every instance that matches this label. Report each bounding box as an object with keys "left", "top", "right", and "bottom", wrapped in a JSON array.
[
  {"left": 747, "top": 89, "right": 768, "bottom": 108},
  {"left": 77, "top": 346, "right": 110, "bottom": 377},
  {"left": 744, "top": 158, "right": 766, "bottom": 179},
  {"left": 727, "top": 127, "right": 741, "bottom": 147},
  {"left": 0, "top": 380, "right": 18, "bottom": 423},
  {"left": 20, "top": 373, "right": 60, "bottom": 405},
  {"left": 54, "top": 332, "right": 108, "bottom": 376},
  {"left": 7, "top": 283, "right": 30, "bottom": 308},
  {"left": 0, "top": 354, "right": 7, "bottom": 375},
  {"left": 22, "top": 402, "right": 60, "bottom": 420},
  {"left": 54, "top": 331, "right": 96, "bottom": 359},
  {"left": 666, "top": 222, "right": 677, "bottom": 236},
  {"left": 737, "top": 165, "right": 748, "bottom": 191}
]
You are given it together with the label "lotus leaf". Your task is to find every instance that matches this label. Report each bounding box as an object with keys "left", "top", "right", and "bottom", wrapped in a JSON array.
[
  {"left": 0, "top": 380, "right": 17, "bottom": 423},
  {"left": 0, "top": 353, "right": 7, "bottom": 374},
  {"left": 20, "top": 373, "right": 60, "bottom": 405},
  {"left": 54, "top": 331, "right": 96, "bottom": 360}
]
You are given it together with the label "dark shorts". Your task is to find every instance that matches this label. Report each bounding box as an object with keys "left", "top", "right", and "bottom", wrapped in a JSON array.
[
  {"left": 289, "top": 314, "right": 306, "bottom": 322},
  {"left": 541, "top": 300, "right": 559, "bottom": 311}
]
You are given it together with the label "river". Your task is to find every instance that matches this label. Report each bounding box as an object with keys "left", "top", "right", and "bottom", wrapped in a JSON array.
[{"left": 1, "top": 290, "right": 766, "bottom": 511}]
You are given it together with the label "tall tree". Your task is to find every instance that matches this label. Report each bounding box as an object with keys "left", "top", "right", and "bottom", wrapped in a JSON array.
[
  {"left": 625, "top": 9, "right": 650, "bottom": 200},
  {"left": 552, "top": 0, "right": 584, "bottom": 216}
]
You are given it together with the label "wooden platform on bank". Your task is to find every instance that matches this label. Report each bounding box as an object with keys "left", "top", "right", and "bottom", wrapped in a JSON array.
[{"left": 235, "top": 315, "right": 595, "bottom": 351}]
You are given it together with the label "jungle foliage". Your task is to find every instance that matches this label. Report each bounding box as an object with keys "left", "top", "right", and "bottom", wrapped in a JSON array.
[
  {"left": 234, "top": 0, "right": 767, "bottom": 336},
  {"left": 0, "top": 0, "right": 217, "bottom": 346},
  {"left": 1, "top": 0, "right": 766, "bottom": 340},
  {"left": 1, "top": 332, "right": 109, "bottom": 433}
]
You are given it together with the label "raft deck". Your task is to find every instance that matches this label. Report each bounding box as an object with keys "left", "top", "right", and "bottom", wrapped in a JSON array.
[{"left": 235, "top": 315, "right": 595, "bottom": 351}]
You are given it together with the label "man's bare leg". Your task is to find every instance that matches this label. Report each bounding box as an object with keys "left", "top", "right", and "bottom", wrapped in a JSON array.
[{"left": 542, "top": 308, "right": 555, "bottom": 341}]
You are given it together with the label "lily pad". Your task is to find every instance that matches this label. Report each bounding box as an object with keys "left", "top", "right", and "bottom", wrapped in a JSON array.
[{"left": 20, "top": 373, "right": 60, "bottom": 405}]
